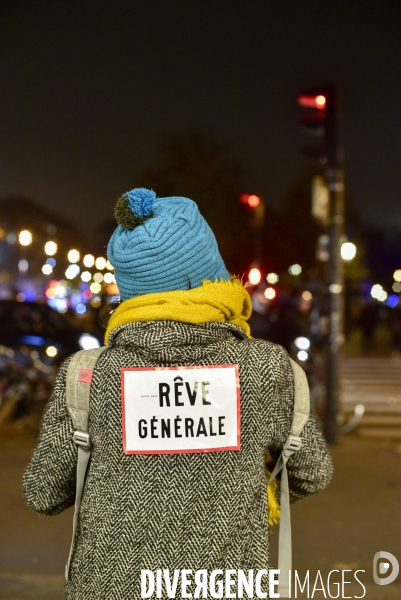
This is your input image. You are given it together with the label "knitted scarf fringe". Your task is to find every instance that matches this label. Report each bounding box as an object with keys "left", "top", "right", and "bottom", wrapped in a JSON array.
[{"left": 266, "top": 470, "right": 281, "bottom": 525}]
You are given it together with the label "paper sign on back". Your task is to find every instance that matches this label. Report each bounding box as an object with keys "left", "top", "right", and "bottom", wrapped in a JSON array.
[{"left": 121, "top": 364, "right": 240, "bottom": 454}]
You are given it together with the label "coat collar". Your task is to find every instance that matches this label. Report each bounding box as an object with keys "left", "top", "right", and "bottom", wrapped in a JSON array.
[{"left": 107, "top": 320, "right": 247, "bottom": 363}]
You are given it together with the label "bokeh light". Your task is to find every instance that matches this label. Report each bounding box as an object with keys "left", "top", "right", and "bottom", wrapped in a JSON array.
[
  {"left": 19, "top": 230, "right": 32, "bottom": 246},
  {"left": 249, "top": 267, "right": 261, "bottom": 285},
  {"left": 83, "top": 254, "right": 95, "bottom": 267},
  {"left": 95, "top": 257, "right": 107, "bottom": 270},
  {"left": 45, "top": 241, "right": 57, "bottom": 256},
  {"left": 65, "top": 264, "right": 80, "bottom": 279},
  {"left": 68, "top": 249, "right": 80, "bottom": 263},
  {"left": 387, "top": 294, "right": 399, "bottom": 308},
  {"left": 341, "top": 242, "right": 357, "bottom": 260},
  {"left": 18, "top": 259, "right": 29, "bottom": 273},
  {"left": 264, "top": 287, "right": 276, "bottom": 300},
  {"left": 288, "top": 264, "right": 302, "bottom": 276},
  {"left": 295, "top": 336, "right": 311, "bottom": 350},
  {"left": 371, "top": 284, "right": 387, "bottom": 302},
  {"left": 90, "top": 282, "right": 101, "bottom": 294},
  {"left": 42, "top": 264, "right": 53, "bottom": 275}
]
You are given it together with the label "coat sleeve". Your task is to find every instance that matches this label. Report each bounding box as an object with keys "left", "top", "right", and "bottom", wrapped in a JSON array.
[
  {"left": 266, "top": 345, "right": 334, "bottom": 504},
  {"left": 22, "top": 356, "right": 77, "bottom": 515}
]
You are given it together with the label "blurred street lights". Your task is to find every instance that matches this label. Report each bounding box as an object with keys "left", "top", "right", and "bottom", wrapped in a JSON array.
[
  {"left": 45, "top": 241, "right": 57, "bottom": 256},
  {"left": 341, "top": 242, "right": 356, "bottom": 261},
  {"left": 83, "top": 254, "right": 95, "bottom": 267},
  {"left": 90, "top": 282, "right": 101, "bottom": 294},
  {"left": 248, "top": 267, "right": 262, "bottom": 285},
  {"left": 18, "top": 259, "right": 29, "bottom": 273},
  {"left": 244, "top": 194, "right": 261, "bottom": 208},
  {"left": 19, "top": 230, "right": 32, "bottom": 246},
  {"left": 68, "top": 249, "right": 80, "bottom": 263},
  {"left": 42, "top": 264, "right": 53, "bottom": 275},
  {"left": 288, "top": 264, "right": 302, "bottom": 276},
  {"left": 95, "top": 257, "right": 106, "bottom": 270},
  {"left": 371, "top": 284, "right": 388, "bottom": 302},
  {"left": 264, "top": 287, "right": 276, "bottom": 300},
  {"left": 6, "top": 233, "right": 16, "bottom": 244},
  {"left": 266, "top": 272, "right": 279, "bottom": 284},
  {"left": 65, "top": 264, "right": 80, "bottom": 279}
]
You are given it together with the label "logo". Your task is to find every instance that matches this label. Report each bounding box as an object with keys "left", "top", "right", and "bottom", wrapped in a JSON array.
[{"left": 373, "top": 551, "right": 399, "bottom": 586}]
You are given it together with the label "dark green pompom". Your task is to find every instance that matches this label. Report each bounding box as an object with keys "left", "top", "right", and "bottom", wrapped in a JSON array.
[{"left": 114, "top": 195, "right": 154, "bottom": 230}]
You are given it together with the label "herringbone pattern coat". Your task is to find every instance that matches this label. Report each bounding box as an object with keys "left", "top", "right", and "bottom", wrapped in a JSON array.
[{"left": 23, "top": 321, "right": 333, "bottom": 599}]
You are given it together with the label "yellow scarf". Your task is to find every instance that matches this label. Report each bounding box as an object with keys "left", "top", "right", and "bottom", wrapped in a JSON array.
[
  {"left": 105, "top": 278, "right": 252, "bottom": 344},
  {"left": 105, "top": 278, "right": 280, "bottom": 524}
]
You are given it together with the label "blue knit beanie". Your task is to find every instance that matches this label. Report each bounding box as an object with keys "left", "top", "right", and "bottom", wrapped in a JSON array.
[{"left": 107, "top": 188, "right": 230, "bottom": 300}]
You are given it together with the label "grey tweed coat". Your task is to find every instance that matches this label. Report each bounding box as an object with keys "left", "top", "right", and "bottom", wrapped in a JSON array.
[{"left": 23, "top": 320, "right": 333, "bottom": 599}]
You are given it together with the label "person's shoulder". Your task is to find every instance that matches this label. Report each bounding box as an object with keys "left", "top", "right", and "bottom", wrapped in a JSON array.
[
  {"left": 246, "top": 338, "right": 292, "bottom": 386},
  {"left": 247, "top": 337, "right": 290, "bottom": 360}
]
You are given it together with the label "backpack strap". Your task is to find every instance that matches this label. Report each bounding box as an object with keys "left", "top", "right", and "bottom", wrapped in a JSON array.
[
  {"left": 65, "top": 347, "right": 107, "bottom": 579},
  {"left": 288, "top": 358, "right": 310, "bottom": 437},
  {"left": 267, "top": 357, "right": 310, "bottom": 598}
]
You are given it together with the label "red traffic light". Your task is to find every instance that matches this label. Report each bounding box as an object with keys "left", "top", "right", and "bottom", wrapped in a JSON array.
[
  {"left": 239, "top": 194, "right": 261, "bottom": 208},
  {"left": 297, "top": 84, "right": 338, "bottom": 166},
  {"left": 297, "top": 94, "right": 326, "bottom": 110}
]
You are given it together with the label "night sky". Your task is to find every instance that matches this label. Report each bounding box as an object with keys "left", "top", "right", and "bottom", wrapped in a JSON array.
[{"left": 1, "top": 0, "right": 400, "bottom": 245}]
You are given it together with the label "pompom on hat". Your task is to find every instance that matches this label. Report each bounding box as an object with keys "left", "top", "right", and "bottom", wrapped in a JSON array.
[{"left": 107, "top": 188, "right": 230, "bottom": 300}]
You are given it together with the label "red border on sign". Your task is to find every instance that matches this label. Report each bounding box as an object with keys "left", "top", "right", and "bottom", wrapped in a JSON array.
[{"left": 121, "top": 364, "right": 241, "bottom": 455}]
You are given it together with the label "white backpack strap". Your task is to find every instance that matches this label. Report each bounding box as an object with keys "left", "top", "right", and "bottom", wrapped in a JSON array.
[
  {"left": 65, "top": 347, "right": 107, "bottom": 579},
  {"left": 267, "top": 357, "right": 310, "bottom": 597},
  {"left": 289, "top": 358, "right": 310, "bottom": 437}
]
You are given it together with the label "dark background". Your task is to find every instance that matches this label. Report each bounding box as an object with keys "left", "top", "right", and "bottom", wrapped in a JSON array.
[{"left": 1, "top": 0, "right": 400, "bottom": 246}]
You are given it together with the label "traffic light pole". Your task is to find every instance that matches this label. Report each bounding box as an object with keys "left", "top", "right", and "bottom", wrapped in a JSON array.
[
  {"left": 297, "top": 83, "right": 345, "bottom": 444},
  {"left": 324, "top": 84, "right": 344, "bottom": 444},
  {"left": 253, "top": 201, "right": 265, "bottom": 266},
  {"left": 325, "top": 166, "right": 344, "bottom": 444}
]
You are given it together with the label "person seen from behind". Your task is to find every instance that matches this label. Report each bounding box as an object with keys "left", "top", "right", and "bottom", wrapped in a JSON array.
[{"left": 23, "top": 188, "right": 333, "bottom": 599}]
